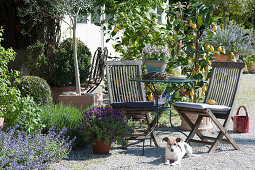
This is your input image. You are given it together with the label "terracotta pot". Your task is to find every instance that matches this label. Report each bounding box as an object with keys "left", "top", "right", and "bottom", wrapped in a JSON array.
[
  {"left": 213, "top": 54, "right": 238, "bottom": 62},
  {"left": 0, "top": 117, "right": 4, "bottom": 129},
  {"left": 91, "top": 139, "right": 111, "bottom": 154},
  {"left": 248, "top": 65, "right": 255, "bottom": 74},
  {"left": 50, "top": 86, "right": 76, "bottom": 102},
  {"left": 179, "top": 113, "right": 213, "bottom": 131}
]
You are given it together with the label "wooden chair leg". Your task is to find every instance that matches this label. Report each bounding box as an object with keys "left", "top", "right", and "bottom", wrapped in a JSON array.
[
  {"left": 186, "top": 115, "right": 204, "bottom": 142},
  {"left": 206, "top": 109, "right": 240, "bottom": 153},
  {"left": 177, "top": 111, "right": 205, "bottom": 141}
]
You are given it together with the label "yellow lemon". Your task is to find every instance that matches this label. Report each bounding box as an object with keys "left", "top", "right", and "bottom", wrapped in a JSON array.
[
  {"left": 202, "top": 84, "right": 207, "bottom": 91},
  {"left": 201, "top": 91, "right": 205, "bottom": 96},
  {"left": 148, "top": 93, "right": 153, "bottom": 101},
  {"left": 113, "top": 27, "right": 118, "bottom": 33},
  {"left": 202, "top": 54, "right": 206, "bottom": 60},
  {"left": 209, "top": 46, "right": 214, "bottom": 52},
  {"left": 217, "top": 46, "right": 222, "bottom": 52},
  {"left": 205, "top": 64, "right": 209, "bottom": 71},
  {"left": 212, "top": 25, "right": 217, "bottom": 31},
  {"left": 205, "top": 44, "right": 210, "bottom": 50},
  {"left": 206, "top": 99, "right": 217, "bottom": 105},
  {"left": 189, "top": 20, "right": 193, "bottom": 26},
  {"left": 190, "top": 96, "right": 194, "bottom": 103},
  {"left": 190, "top": 89, "right": 195, "bottom": 96},
  {"left": 191, "top": 23, "right": 196, "bottom": 30}
]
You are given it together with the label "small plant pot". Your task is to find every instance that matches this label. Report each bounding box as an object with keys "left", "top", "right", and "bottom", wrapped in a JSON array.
[
  {"left": 144, "top": 60, "right": 168, "bottom": 73},
  {"left": 91, "top": 139, "right": 111, "bottom": 154},
  {"left": 248, "top": 65, "right": 255, "bottom": 74}
]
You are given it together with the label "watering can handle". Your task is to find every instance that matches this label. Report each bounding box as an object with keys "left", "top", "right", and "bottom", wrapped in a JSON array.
[{"left": 236, "top": 106, "right": 248, "bottom": 117}]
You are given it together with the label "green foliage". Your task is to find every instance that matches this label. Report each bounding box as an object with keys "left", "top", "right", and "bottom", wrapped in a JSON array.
[
  {"left": 244, "top": 54, "right": 255, "bottom": 68},
  {"left": 39, "top": 103, "right": 87, "bottom": 148},
  {"left": 54, "top": 38, "right": 92, "bottom": 86},
  {"left": 103, "top": 0, "right": 172, "bottom": 60},
  {"left": 24, "top": 41, "right": 55, "bottom": 82},
  {"left": 2, "top": 93, "right": 43, "bottom": 134},
  {"left": 165, "top": 1, "right": 214, "bottom": 102},
  {"left": 14, "top": 76, "right": 52, "bottom": 105},
  {"left": 0, "top": 28, "right": 43, "bottom": 134}
]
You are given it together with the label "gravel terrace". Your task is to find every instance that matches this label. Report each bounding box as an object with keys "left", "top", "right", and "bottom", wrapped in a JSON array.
[{"left": 50, "top": 74, "right": 255, "bottom": 170}]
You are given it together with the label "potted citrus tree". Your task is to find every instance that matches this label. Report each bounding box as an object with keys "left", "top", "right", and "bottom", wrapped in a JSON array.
[
  {"left": 77, "top": 106, "right": 133, "bottom": 154},
  {"left": 202, "top": 22, "right": 251, "bottom": 62}
]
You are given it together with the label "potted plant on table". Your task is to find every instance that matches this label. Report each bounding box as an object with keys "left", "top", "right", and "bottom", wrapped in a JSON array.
[
  {"left": 77, "top": 106, "right": 133, "bottom": 154},
  {"left": 202, "top": 22, "right": 251, "bottom": 62},
  {"left": 142, "top": 46, "right": 171, "bottom": 73}
]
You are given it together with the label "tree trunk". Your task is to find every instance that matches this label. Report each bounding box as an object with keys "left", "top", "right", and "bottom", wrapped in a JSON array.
[{"left": 73, "top": 16, "right": 81, "bottom": 95}]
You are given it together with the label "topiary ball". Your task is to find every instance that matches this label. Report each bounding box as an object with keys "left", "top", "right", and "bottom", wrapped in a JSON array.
[{"left": 15, "top": 76, "right": 52, "bottom": 105}]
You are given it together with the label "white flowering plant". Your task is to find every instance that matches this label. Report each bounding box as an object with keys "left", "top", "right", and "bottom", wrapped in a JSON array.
[
  {"left": 142, "top": 46, "right": 171, "bottom": 61},
  {"left": 202, "top": 22, "right": 251, "bottom": 55}
]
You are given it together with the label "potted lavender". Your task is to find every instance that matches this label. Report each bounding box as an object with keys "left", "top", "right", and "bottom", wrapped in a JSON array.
[
  {"left": 77, "top": 106, "right": 133, "bottom": 154},
  {"left": 202, "top": 22, "right": 251, "bottom": 62},
  {"left": 142, "top": 46, "right": 171, "bottom": 73}
]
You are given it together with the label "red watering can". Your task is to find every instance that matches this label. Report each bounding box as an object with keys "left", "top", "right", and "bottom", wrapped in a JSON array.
[{"left": 231, "top": 106, "right": 249, "bottom": 133}]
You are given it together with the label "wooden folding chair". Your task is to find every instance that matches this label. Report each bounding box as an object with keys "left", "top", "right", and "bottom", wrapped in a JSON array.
[
  {"left": 105, "top": 60, "right": 164, "bottom": 147},
  {"left": 173, "top": 61, "right": 245, "bottom": 154}
]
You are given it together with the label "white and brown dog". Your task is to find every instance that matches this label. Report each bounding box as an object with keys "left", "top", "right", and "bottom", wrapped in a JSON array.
[{"left": 162, "top": 137, "right": 193, "bottom": 166}]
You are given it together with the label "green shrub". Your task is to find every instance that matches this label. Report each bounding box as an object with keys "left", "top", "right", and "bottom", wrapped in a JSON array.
[
  {"left": 24, "top": 41, "right": 50, "bottom": 81},
  {"left": 15, "top": 76, "right": 52, "bottom": 105},
  {"left": 40, "top": 104, "right": 90, "bottom": 148},
  {"left": 53, "top": 38, "right": 91, "bottom": 86}
]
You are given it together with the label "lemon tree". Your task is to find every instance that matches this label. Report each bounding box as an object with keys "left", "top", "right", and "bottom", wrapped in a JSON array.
[{"left": 165, "top": 1, "right": 215, "bottom": 103}]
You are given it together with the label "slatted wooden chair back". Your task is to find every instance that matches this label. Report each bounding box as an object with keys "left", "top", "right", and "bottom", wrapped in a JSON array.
[
  {"left": 105, "top": 60, "right": 146, "bottom": 103},
  {"left": 204, "top": 62, "right": 245, "bottom": 107}
]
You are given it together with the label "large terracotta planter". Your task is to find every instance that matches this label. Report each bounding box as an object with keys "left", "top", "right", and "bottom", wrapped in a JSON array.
[
  {"left": 91, "top": 139, "right": 111, "bottom": 154},
  {"left": 179, "top": 113, "right": 213, "bottom": 131},
  {"left": 0, "top": 117, "right": 4, "bottom": 129},
  {"left": 213, "top": 54, "right": 238, "bottom": 62},
  {"left": 58, "top": 93, "right": 102, "bottom": 109},
  {"left": 50, "top": 86, "right": 76, "bottom": 103}
]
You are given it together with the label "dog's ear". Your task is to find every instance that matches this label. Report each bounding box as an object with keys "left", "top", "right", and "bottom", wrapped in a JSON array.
[
  {"left": 162, "top": 137, "right": 170, "bottom": 143},
  {"left": 176, "top": 137, "right": 182, "bottom": 143}
]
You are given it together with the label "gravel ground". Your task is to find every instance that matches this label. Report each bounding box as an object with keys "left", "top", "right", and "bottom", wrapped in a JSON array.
[{"left": 50, "top": 74, "right": 255, "bottom": 170}]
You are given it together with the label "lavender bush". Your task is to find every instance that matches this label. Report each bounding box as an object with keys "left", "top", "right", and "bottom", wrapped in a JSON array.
[
  {"left": 202, "top": 22, "right": 251, "bottom": 55},
  {"left": 77, "top": 106, "right": 133, "bottom": 145},
  {"left": 142, "top": 45, "right": 171, "bottom": 61},
  {"left": 0, "top": 125, "right": 74, "bottom": 169}
]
